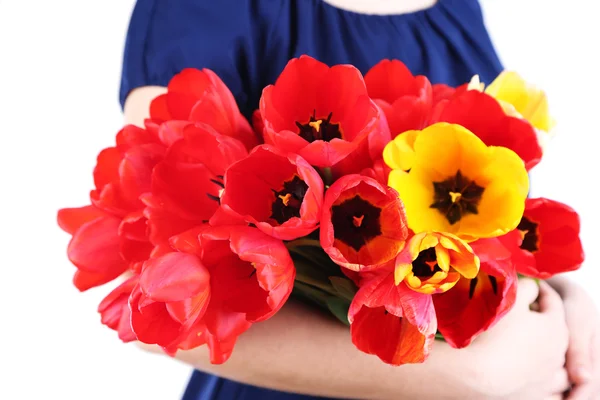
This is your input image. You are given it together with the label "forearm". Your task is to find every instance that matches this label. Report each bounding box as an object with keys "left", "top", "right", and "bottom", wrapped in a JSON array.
[
  {"left": 123, "top": 86, "right": 167, "bottom": 127},
  {"left": 148, "top": 300, "right": 489, "bottom": 400}
]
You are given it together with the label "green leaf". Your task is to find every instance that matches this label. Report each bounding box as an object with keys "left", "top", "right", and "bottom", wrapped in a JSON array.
[
  {"left": 326, "top": 297, "right": 351, "bottom": 326},
  {"left": 435, "top": 332, "right": 446, "bottom": 341},
  {"left": 293, "top": 281, "right": 330, "bottom": 308},
  {"left": 329, "top": 276, "right": 358, "bottom": 302},
  {"left": 293, "top": 258, "right": 331, "bottom": 283},
  {"left": 293, "top": 260, "right": 339, "bottom": 296}
]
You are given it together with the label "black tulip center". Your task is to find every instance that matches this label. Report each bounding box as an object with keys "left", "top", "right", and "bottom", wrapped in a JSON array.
[
  {"left": 331, "top": 195, "right": 381, "bottom": 251},
  {"left": 411, "top": 248, "right": 443, "bottom": 279},
  {"left": 296, "top": 111, "right": 342, "bottom": 142},
  {"left": 517, "top": 216, "right": 539, "bottom": 252},
  {"left": 270, "top": 176, "right": 308, "bottom": 225},
  {"left": 430, "top": 170, "right": 484, "bottom": 225}
]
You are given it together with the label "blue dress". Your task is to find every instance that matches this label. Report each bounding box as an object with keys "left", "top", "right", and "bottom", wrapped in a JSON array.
[{"left": 120, "top": 0, "right": 503, "bottom": 398}]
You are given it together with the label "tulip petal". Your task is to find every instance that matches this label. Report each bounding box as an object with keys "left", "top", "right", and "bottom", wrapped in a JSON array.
[
  {"left": 130, "top": 287, "right": 182, "bottom": 346},
  {"left": 435, "top": 90, "right": 542, "bottom": 170},
  {"left": 351, "top": 306, "right": 431, "bottom": 365},
  {"left": 348, "top": 266, "right": 436, "bottom": 365},
  {"left": 221, "top": 145, "right": 323, "bottom": 241},
  {"left": 140, "top": 252, "right": 211, "bottom": 302},
  {"left": 57, "top": 205, "right": 105, "bottom": 235},
  {"left": 434, "top": 239, "right": 518, "bottom": 348},
  {"left": 72, "top": 269, "right": 119, "bottom": 292},
  {"left": 67, "top": 216, "right": 128, "bottom": 279},
  {"left": 98, "top": 275, "right": 138, "bottom": 342},
  {"left": 516, "top": 198, "right": 584, "bottom": 278},
  {"left": 200, "top": 226, "right": 295, "bottom": 322}
]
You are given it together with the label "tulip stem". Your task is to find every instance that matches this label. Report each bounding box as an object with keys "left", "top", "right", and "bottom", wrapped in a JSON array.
[
  {"left": 320, "top": 167, "right": 333, "bottom": 186},
  {"left": 294, "top": 275, "right": 340, "bottom": 297},
  {"left": 286, "top": 238, "right": 322, "bottom": 251}
]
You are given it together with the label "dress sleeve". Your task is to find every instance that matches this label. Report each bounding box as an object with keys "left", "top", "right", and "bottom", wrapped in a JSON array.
[{"left": 118, "top": 0, "right": 284, "bottom": 118}]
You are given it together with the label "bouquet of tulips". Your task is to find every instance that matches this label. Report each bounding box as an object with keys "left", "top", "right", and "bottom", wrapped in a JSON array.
[{"left": 57, "top": 55, "right": 584, "bottom": 365}]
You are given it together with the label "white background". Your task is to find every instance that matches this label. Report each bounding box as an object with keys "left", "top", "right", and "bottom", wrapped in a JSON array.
[{"left": 0, "top": 1, "right": 598, "bottom": 399}]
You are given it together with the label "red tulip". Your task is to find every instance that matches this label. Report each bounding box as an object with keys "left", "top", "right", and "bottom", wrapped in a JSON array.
[
  {"left": 130, "top": 252, "right": 212, "bottom": 348},
  {"left": 98, "top": 275, "right": 138, "bottom": 342},
  {"left": 364, "top": 59, "right": 433, "bottom": 138},
  {"left": 431, "top": 83, "right": 458, "bottom": 104},
  {"left": 260, "top": 55, "right": 388, "bottom": 167},
  {"left": 149, "top": 68, "right": 258, "bottom": 150},
  {"left": 159, "top": 226, "right": 295, "bottom": 362},
  {"left": 58, "top": 124, "right": 167, "bottom": 290},
  {"left": 61, "top": 213, "right": 129, "bottom": 290},
  {"left": 198, "top": 226, "right": 296, "bottom": 323},
  {"left": 434, "top": 236, "right": 518, "bottom": 348},
  {"left": 349, "top": 265, "right": 437, "bottom": 365},
  {"left": 221, "top": 145, "right": 324, "bottom": 240},
  {"left": 320, "top": 174, "right": 408, "bottom": 271},
  {"left": 359, "top": 159, "right": 391, "bottom": 186},
  {"left": 514, "top": 198, "right": 584, "bottom": 279},
  {"left": 143, "top": 123, "right": 248, "bottom": 247},
  {"left": 432, "top": 90, "right": 542, "bottom": 170}
]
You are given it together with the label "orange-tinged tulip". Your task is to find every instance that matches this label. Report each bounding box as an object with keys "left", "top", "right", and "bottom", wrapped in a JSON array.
[
  {"left": 485, "top": 71, "right": 556, "bottom": 133},
  {"left": 320, "top": 174, "right": 409, "bottom": 271},
  {"left": 386, "top": 123, "right": 529, "bottom": 240},
  {"left": 348, "top": 265, "right": 437, "bottom": 365},
  {"left": 395, "top": 232, "right": 479, "bottom": 293}
]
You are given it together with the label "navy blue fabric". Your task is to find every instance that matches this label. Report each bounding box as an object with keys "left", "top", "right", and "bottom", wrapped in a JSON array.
[
  {"left": 119, "top": 0, "right": 503, "bottom": 119},
  {"left": 120, "top": 1, "right": 503, "bottom": 398}
]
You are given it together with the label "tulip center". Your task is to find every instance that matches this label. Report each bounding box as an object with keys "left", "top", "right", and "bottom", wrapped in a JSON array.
[
  {"left": 411, "top": 248, "right": 443, "bottom": 279},
  {"left": 207, "top": 175, "right": 225, "bottom": 204},
  {"left": 331, "top": 196, "right": 381, "bottom": 251},
  {"left": 517, "top": 216, "right": 539, "bottom": 252},
  {"left": 270, "top": 175, "right": 308, "bottom": 225},
  {"left": 469, "top": 275, "right": 498, "bottom": 299},
  {"left": 430, "top": 170, "right": 484, "bottom": 225},
  {"left": 296, "top": 111, "right": 342, "bottom": 142}
]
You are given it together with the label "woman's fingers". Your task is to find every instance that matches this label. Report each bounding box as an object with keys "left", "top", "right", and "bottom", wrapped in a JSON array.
[
  {"left": 537, "top": 282, "right": 564, "bottom": 314},
  {"left": 565, "top": 330, "right": 593, "bottom": 385},
  {"left": 516, "top": 278, "right": 541, "bottom": 309},
  {"left": 548, "top": 368, "right": 571, "bottom": 395}
]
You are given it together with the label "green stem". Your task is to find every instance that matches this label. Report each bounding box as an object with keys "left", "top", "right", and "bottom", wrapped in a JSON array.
[
  {"left": 286, "top": 238, "right": 323, "bottom": 251},
  {"left": 320, "top": 167, "right": 333, "bottom": 187},
  {"left": 294, "top": 271, "right": 340, "bottom": 297}
]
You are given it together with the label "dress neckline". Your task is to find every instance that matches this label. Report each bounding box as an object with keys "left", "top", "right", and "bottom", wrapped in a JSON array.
[{"left": 318, "top": 0, "right": 445, "bottom": 17}]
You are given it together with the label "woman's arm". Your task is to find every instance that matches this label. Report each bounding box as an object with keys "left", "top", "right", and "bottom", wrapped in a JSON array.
[
  {"left": 147, "top": 299, "right": 485, "bottom": 399},
  {"left": 123, "top": 86, "right": 167, "bottom": 127},
  {"left": 137, "top": 281, "right": 568, "bottom": 400},
  {"left": 126, "top": 89, "right": 569, "bottom": 399}
]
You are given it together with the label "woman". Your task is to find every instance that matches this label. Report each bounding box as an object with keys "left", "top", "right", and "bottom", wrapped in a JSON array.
[{"left": 120, "top": 0, "right": 600, "bottom": 398}]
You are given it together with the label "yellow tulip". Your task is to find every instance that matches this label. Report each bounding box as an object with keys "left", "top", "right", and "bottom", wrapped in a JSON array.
[
  {"left": 387, "top": 123, "right": 529, "bottom": 240},
  {"left": 485, "top": 71, "right": 556, "bottom": 133},
  {"left": 395, "top": 232, "right": 480, "bottom": 293}
]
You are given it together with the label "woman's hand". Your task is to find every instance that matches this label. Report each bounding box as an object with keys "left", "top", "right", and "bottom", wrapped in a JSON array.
[
  {"left": 469, "top": 279, "right": 570, "bottom": 399},
  {"left": 549, "top": 277, "right": 600, "bottom": 399}
]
